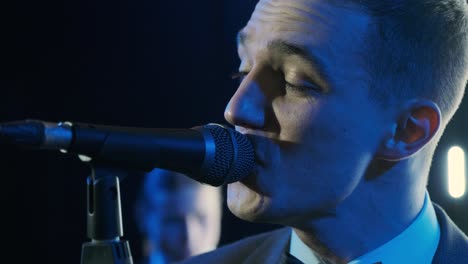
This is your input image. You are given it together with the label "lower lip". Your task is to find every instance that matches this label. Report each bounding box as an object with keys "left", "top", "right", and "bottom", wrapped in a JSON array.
[
  {"left": 238, "top": 166, "right": 269, "bottom": 195},
  {"left": 254, "top": 155, "right": 266, "bottom": 167},
  {"left": 242, "top": 164, "right": 259, "bottom": 181}
]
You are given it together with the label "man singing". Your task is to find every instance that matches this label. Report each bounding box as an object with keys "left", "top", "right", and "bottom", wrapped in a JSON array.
[{"left": 182, "top": 0, "right": 468, "bottom": 263}]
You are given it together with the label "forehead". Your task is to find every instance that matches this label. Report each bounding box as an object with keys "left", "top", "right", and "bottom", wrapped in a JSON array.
[{"left": 240, "top": 0, "right": 370, "bottom": 61}]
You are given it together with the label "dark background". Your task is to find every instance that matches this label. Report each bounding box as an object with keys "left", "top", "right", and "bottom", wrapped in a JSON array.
[{"left": 4, "top": 1, "right": 467, "bottom": 263}]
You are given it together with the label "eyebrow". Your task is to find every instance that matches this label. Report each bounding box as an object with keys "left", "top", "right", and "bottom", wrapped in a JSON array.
[{"left": 237, "top": 30, "right": 331, "bottom": 88}]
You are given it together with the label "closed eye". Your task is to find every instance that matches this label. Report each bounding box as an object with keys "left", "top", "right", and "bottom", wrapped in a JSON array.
[
  {"left": 284, "top": 81, "right": 320, "bottom": 95},
  {"left": 231, "top": 71, "right": 321, "bottom": 96}
]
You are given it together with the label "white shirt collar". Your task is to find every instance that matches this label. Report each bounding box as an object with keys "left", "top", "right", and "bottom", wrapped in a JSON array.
[
  {"left": 290, "top": 229, "right": 322, "bottom": 264},
  {"left": 289, "top": 192, "right": 440, "bottom": 264}
]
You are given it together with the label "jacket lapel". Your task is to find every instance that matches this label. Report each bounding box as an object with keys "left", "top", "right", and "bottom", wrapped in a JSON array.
[
  {"left": 432, "top": 203, "right": 468, "bottom": 263},
  {"left": 244, "top": 227, "right": 292, "bottom": 264}
]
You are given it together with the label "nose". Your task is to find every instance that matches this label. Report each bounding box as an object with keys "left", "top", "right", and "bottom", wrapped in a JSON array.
[{"left": 224, "top": 70, "right": 269, "bottom": 129}]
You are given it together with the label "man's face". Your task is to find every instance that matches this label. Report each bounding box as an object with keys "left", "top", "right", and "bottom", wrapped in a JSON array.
[
  {"left": 143, "top": 184, "right": 221, "bottom": 262},
  {"left": 225, "top": 0, "right": 389, "bottom": 225}
]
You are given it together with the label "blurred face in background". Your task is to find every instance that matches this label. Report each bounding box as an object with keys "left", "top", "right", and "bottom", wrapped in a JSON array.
[{"left": 136, "top": 169, "right": 222, "bottom": 263}]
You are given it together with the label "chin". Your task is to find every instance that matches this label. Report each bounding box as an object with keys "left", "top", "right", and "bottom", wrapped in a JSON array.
[{"left": 227, "top": 182, "right": 276, "bottom": 223}]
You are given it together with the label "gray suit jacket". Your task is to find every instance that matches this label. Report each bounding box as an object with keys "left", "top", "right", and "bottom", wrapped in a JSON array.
[{"left": 180, "top": 204, "right": 467, "bottom": 263}]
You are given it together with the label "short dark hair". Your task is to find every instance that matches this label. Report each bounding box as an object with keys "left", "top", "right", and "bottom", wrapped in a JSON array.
[{"left": 336, "top": 0, "right": 468, "bottom": 124}]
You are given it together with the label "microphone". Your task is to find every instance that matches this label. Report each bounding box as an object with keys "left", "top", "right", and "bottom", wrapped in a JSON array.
[{"left": 0, "top": 119, "right": 254, "bottom": 186}]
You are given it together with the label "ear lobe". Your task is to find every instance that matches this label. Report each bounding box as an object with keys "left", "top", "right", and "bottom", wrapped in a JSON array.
[{"left": 377, "top": 100, "right": 441, "bottom": 161}]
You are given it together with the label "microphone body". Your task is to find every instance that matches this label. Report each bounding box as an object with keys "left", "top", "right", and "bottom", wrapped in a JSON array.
[{"left": 0, "top": 119, "right": 254, "bottom": 186}]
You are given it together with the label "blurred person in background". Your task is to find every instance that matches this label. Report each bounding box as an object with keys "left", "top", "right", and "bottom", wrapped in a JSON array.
[{"left": 134, "top": 168, "right": 223, "bottom": 264}]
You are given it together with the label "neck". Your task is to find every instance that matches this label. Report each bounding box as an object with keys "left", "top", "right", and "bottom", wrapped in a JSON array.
[{"left": 292, "top": 158, "right": 428, "bottom": 263}]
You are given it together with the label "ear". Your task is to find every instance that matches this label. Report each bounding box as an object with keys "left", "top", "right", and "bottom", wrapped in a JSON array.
[{"left": 377, "top": 100, "right": 441, "bottom": 161}]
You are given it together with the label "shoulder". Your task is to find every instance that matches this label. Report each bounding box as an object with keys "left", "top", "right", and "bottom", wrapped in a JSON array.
[
  {"left": 179, "top": 227, "right": 291, "bottom": 264},
  {"left": 432, "top": 203, "right": 468, "bottom": 263}
]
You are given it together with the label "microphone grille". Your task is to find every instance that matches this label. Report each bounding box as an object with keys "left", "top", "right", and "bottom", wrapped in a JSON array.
[
  {"left": 229, "top": 129, "right": 255, "bottom": 182},
  {"left": 203, "top": 124, "right": 254, "bottom": 186}
]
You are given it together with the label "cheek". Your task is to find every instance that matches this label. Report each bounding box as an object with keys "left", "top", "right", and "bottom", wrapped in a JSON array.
[
  {"left": 273, "top": 97, "right": 321, "bottom": 141},
  {"left": 277, "top": 99, "right": 376, "bottom": 181},
  {"left": 301, "top": 103, "right": 376, "bottom": 168},
  {"left": 297, "top": 97, "right": 379, "bottom": 152}
]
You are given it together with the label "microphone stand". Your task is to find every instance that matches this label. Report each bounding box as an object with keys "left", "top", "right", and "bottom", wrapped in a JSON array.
[{"left": 80, "top": 164, "right": 133, "bottom": 264}]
